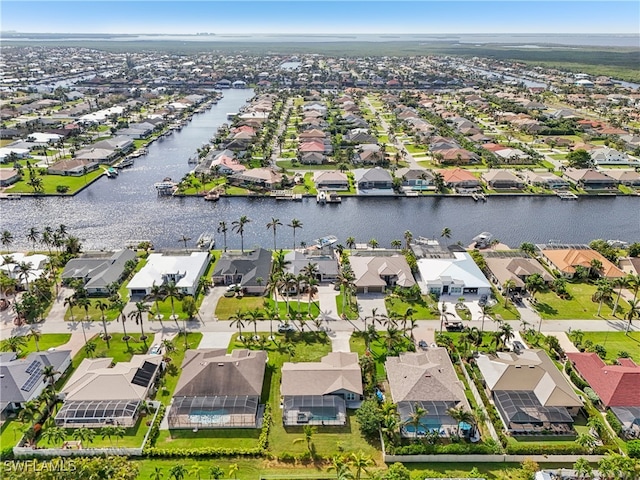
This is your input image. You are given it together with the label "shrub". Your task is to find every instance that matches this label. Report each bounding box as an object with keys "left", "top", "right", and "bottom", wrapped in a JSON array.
[
  {"left": 56, "top": 185, "right": 70, "bottom": 193},
  {"left": 606, "top": 410, "right": 623, "bottom": 436},
  {"left": 355, "top": 398, "right": 382, "bottom": 438},
  {"left": 628, "top": 440, "right": 640, "bottom": 458},
  {"left": 0, "top": 446, "right": 14, "bottom": 461}
]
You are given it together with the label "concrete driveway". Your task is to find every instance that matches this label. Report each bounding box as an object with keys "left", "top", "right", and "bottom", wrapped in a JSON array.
[
  {"left": 317, "top": 285, "right": 340, "bottom": 322},
  {"left": 198, "top": 331, "right": 234, "bottom": 349},
  {"left": 356, "top": 293, "right": 388, "bottom": 321}
]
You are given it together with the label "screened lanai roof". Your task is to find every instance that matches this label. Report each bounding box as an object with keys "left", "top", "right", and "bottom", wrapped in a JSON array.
[
  {"left": 55, "top": 400, "right": 140, "bottom": 424},
  {"left": 169, "top": 395, "right": 260, "bottom": 416},
  {"left": 283, "top": 395, "right": 345, "bottom": 411},
  {"left": 494, "top": 390, "right": 573, "bottom": 424},
  {"left": 397, "top": 400, "right": 462, "bottom": 423}
]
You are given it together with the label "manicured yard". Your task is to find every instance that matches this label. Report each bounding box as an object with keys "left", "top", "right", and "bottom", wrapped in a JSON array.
[
  {"left": 16, "top": 333, "right": 71, "bottom": 357},
  {"left": 488, "top": 289, "right": 520, "bottom": 321},
  {"left": 64, "top": 299, "right": 120, "bottom": 322},
  {"left": 155, "top": 332, "right": 203, "bottom": 402},
  {"left": 385, "top": 295, "right": 438, "bottom": 320},
  {"left": 216, "top": 295, "right": 320, "bottom": 322},
  {"left": 155, "top": 426, "right": 260, "bottom": 449},
  {"left": 0, "top": 418, "right": 25, "bottom": 450},
  {"left": 70, "top": 333, "right": 151, "bottom": 366},
  {"left": 350, "top": 333, "right": 413, "bottom": 380},
  {"left": 534, "top": 282, "right": 630, "bottom": 319},
  {"left": 573, "top": 331, "right": 640, "bottom": 363},
  {"left": 6, "top": 169, "right": 105, "bottom": 195}
]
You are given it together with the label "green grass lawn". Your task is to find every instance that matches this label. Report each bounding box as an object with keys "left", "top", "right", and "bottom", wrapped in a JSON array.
[
  {"left": 0, "top": 418, "right": 25, "bottom": 449},
  {"left": 574, "top": 331, "right": 640, "bottom": 363},
  {"left": 64, "top": 299, "right": 120, "bottom": 322},
  {"left": 6, "top": 169, "right": 105, "bottom": 195},
  {"left": 155, "top": 332, "right": 203, "bottom": 403},
  {"left": 72, "top": 333, "right": 151, "bottom": 364},
  {"left": 350, "top": 333, "right": 413, "bottom": 380},
  {"left": 336, "top": 291, "right": 359, "bottom": 320},
  {"left": 385, "top": 295, "right": 438, "bottom": 320},
  {"left": 36, "top": 414, "right": 150, "bottom": 449},
  {"left": 16, "top": 333, "right": 71, "bottom": 357},
  {"left": 534, "top": 282, "right": 630, "bottom": 320},
  {"left": 488, "top": 289, "right": 520, "bottom": 321},
  {"left": 155, "top": 426, "right": 261, "bottom": 449}
]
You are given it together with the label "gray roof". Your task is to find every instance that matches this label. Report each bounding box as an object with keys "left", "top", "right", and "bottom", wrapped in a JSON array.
[
  {"left": 62, "top": 249, "right": 137, "bottom": 290},
  {"left": 174, "top": 349, "right": 267, "bottom": 398},
  {"left": 354, "top": 167, "right": 393, "bottom": 183},
  {"left": 284, "top": 251, "right": 339, "bottom": 278},
  {"left": 212, "top": 248, "right": 272, "bottom": 287},
  {"left": 0, "top": 350, "right": 71, "bottom": 404}
]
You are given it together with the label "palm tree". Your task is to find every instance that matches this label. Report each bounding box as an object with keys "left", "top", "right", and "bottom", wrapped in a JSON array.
[
  {"left": 129, "top": 301, "right": 150, "bottom": 340},
  {"left": 164, "top": 281, "right": 184, "bottom": 329},
  {"left": 499, "top": 322, "right": 515, "bottom": 348},
  {"left": 217, "top": 221, "right": 228, "bottom": 252},
  {"left": 72, "top": 427, "right": 95, "bottom": 446},
  {"left": 625, "top": 299, "right": 639, "bottom": 334},
  {"left": 266, "top": 217, "right": 282, "bottom": 251},
  {"left": 1, "top": 335, "right": 27, "bottom": 353},
  {"left": 368, "top": 238, "right": 379, "bottom": 249},
  {"left": 293, "top": 425, "right": 316, "bottom": 453},
  {"left": 232, "top": 216, "right": 251, "bottom": 253},
  {"left": 17, "top": 261, "right": 33, "bottom": 292},
  {"left": 441, "top": 227, "right": 452, "bottom": 246},
  {"left": 1, "top": 230, "right": 14, "bottom": 253},
  {"left": 29, "top": 327, "right": 41, "bottom": 352},
  {"left": 209, "top": 466, "right": 224, "bottom": 480},
  {"left": 230, "top": 309, "right": 246, "bottom": 338},
  {"left": 42, "top": 364, "right": 60, "bottom": 389},
  {"left": 626, "top": 273, "right": 640, "bottom": 302},
  {"left": 348, "top": 451, "right": 374, "bottom": 480},
  {"left": 95, "top": 300, "right": 111, "bottom": 347},
  {"left": 525, "top": 273, "right": 545, "bottom": 302},
  {"left": 168, "top": 465, "right": 187, "bottom": 480},
  {"left": 83, "top": 341, "right": 96, "bottom": 358},
  {"left": 149, "top": 466, "right": 164, "bottom": 480},
  {"left": 593, "top": 279, "right": 613, "bottom": 317},
  {"left": 589, "top": 258, "right": 603, "bottom": 279},
  {"left": 403, "top": 230, "right": 413, "bottom": 250},
  {"left": 306, "top": 277, "right": 319, "bottom": 315},
  {"left": 177, "top": 234, "right": 191, "bottom": 252},
  {"left": 111, "top": 297, "right": 130, "bottom": 345},
  {"left": 575, "top": 433, "right": 598, "bottom": 453},
  {"left": 145, "top": 283, "right": 166, "bottom": 323},
  {"left": 391, "top": 239, "right": 402, "bottom": 250},
  {"left": 40, "top": 426, "right": 66, "bottom": 447},
  {"left": 403, "top": 403, "right": 427, "bottom": 441},
  {"left": 245, "top": 307, "right": 264, "bottom": 338},
  {"left": 288, "top": 218, "right": 303, "bottom": 250},
  {"left": 337, "top": 268, "right": 356, "bottom": 314},
  {"left": 99, "top": 425, "right": 116, "bottom": 445},
  {"left": 447, "top": 406, "right": 476, "bottom": 437},
  {"left": 573, "top": 457, "right": 593, "bottom": 480},
  {"left": 228, "top": 464, "right": 239, "bottom": 480},
  {"left": 611, "top": 276, "right": 628, "bottom": 316},
  {"left": 189, "top": 465, "right": 204, "bottom": 480},
  {"left": 503, "top": 279, "right": 516, "bottom": 307},
  {"left": 26, "top": 227, "right": 39, "bottom": 253}
]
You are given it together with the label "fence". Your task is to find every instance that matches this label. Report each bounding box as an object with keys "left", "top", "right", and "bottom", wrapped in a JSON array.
[{"left": 383, "top": 454, "right": 607, "bottom": 463}]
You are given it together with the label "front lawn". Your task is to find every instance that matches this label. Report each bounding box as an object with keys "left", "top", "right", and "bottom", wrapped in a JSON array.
[
  {"left": 350, "top": 332, "right": 414, "bottom": 380},
  {"left": 534, "top": 282, "right": 630, "bottom": 319},
  {"left": 385, "top": 295, "right": 438, "bottom": 320},
  {"left": 64, "top": 299, "right": 120, "bottom": 322},
  {"left": 155, "top": 332, "right": 203, "bottom": 403},
  {"left": 16, "top": 333, "right": 71, "bottom": 357},
  {"left": 571, "top": 331, "right": 640, "bottom": 363},
  {"left": 6, "top": 169, "right": 104, "bottom": 195}
]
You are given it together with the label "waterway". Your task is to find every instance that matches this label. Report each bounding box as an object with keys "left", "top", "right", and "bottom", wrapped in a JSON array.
[{"left": 0, "top": 88, "right": 638, "bottom": 251}]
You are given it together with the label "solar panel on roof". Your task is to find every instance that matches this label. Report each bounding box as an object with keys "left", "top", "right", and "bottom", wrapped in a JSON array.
[
  {"left": 25, "top": 360, "right": 42, "bottom": 375},
  {"left": 131, "top": 361, "right": 157, "bottom": 388},
  {"left": 20, "top": 373, "right": 42, "bottom": 392}
]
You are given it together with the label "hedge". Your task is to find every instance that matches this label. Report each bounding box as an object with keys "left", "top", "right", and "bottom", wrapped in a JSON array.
[
  {"left": 389, "top": 442, "right": 501, "bottom": 455},
  {"left": 628, "top": 440, "right": 640, "bottom": 458},
  {"left": 606, "top": 409, "right": 623, "bottom": 436},
  {"left": 0, "top": 446, "right": 14, "bottom": 461},
  {"left": 142, "top": 403, "right": 165, "bottom": 452}
]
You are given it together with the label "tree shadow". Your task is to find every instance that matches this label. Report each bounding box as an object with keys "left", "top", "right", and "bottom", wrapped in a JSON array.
[{"left": 535, "top": 302, "right": 558, "bottom": 316}]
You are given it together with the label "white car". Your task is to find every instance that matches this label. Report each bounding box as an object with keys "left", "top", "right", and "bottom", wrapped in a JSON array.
[
  {"left": 226, "top": 284, "right": 241, "bottom": 291},
  {"left": 150, "top": 344, "right": 162, "bottom": 355}
]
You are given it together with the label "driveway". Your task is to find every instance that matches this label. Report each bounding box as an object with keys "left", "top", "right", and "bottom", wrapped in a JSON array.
[
  {"left": 198, "top": 331, "right": 234, "bottom": 349},
  {"left": 317, "top": 285, "right": 340, "bottom": 323},
  {"left": 356, "top": 293, "right": 388, "bottom": 321},
  {"left": 199, "top": 286, "right": 227, "bottom": 322}
]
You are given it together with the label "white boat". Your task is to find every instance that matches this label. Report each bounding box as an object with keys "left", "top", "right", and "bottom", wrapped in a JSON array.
[
  {"left": 313, "top": 235, "right": 338, "bottom": 249},
  {"left": 472, "top": 232, "right": 493, "bottom": 249},
  {"left": 316, "top": 191, "right": 327, "bottom": 204},
  {"left": 196, "top": 232, "right": 215, "bottom": 250}
]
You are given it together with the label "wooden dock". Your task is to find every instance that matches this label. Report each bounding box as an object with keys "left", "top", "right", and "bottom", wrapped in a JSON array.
[{"left": 556, "top": 191, "right": 578, "bottom": 200}]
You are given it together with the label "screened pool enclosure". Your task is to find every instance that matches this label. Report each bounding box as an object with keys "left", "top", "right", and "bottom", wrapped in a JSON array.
[{"left": 167, "top": 395, "right": 263, "bottom": 429}]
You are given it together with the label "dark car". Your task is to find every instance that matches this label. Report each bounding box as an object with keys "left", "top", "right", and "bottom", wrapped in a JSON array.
[
  {"left": 478, "top": 294, "right": 488, "bottom": 306},
  {"left": 418, "top": 340, "right": 428, "bottom": 350},
  {"left": 445, "top": 321, "right": 464, "bottom": 332},
  {"left": 512, "top": 340, "right": 525, "bottom": 352}
]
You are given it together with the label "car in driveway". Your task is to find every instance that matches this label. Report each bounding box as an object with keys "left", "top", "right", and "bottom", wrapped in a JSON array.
[
  {"left": 478, "top": 294, "right": 488, "bottom": 307},
  {"left": 277, "top": 323, "right": 295, "bottom": 333},
  {"left": 418, "top": 340, "right": 428, "bottom": 350},
  {"left": 445, "top": 321, "right": 464, "bottom": 332},
  {"left": 512, "top": 340, "right": 525, "bottom": 352},
  {"left": 150, "top": 344, "right": 162, "bottom": 355}
]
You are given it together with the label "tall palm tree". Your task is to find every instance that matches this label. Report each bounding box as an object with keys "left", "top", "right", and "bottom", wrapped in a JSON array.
[
  {"left": 95, "top": 300, "right": 111, "bottom": 347},
  {"left": 593, "top": 279, "right": 613, "bottom": 317},
  {"left": 232, "top": 216, "right": 251, "bottom": 253},
  {"left": 129, "top": 301, "right": 150, "bottom": 340},
  {"left": 525, "top": 273, "right": 545, "bottom": 302},
  {"left": 17, "top": 261, "right": 33, "bottom": 292},
  {"left": 403, "top": 403, "right": 427, "bottom": 441},
  {"left": 169, "top": 465, "right": 187, "bottom": 480},
  {"left": 164, "top": 281, "right": 184, "bottom": 329},
  {"left": 441, "top": 227, "right": 452, "bottom": 246},
  {"left": 403, "top": 230, "right": 413, "bottom": 250},
  {"left": 42, "top": 364, "right": 60, "bottom": 389},
  {"left": 64, "top": 295, "right": 85, "bottom": 342},
  {"left": 26, "top": 227, "right": 39, "bottom": 253},
  {"left": 306, "top": 277, "right": 319, "bottom": 315},
  {"left": 217, "top": 221, "right": 228, "bottom": 252},
  {"left": 625, "top": 299, "right": 639, "bottom": 334},
  {"left": 293, "top": 425, "right": 316, "bottom": 453},
  {"left": 40, "top": 426, "right": 66, "bottom": 447},
  {"left": 391, "top": 239, "right": 402, "bottom": 250},
  {"left": 626, "top": 273, "right": 640, "bottom": 303},
  {"left": 1, "top": 335, "right": 27, "bottom": 353},
  {"left": 447, "top": 406, "right": 475, "bottom": 437},
  {"left": 573, "top": 458, "right": 593, "bottom": 480},
  {"left": 29, "top": 327, "right": 41, "bottom": 352},
  {"left": 266, "top": 217, "right": 282, "bottom": 251},
  {"left": 1, "top": 230, "right": 14, "bottom": 253},
  {"left": 245, "top": 307, "right": 264, "bottom": 338},
  {"left": 589, "top": 258, "right": 603, "bottom": 279},
  {"left": 145, "top": 283, "right": 166, "bottom": 323},
  {"left": 83, "top": 342, "right": 96, "bottom": 358},
  {"left": 348, "top": 451, "right": 373, "bottom": 480},
  {"left": 337, "top": 268, "right": 356, "bottom": 314},
  {"left": 72, "top": 427, "right": 95, "bottom": 446},
  {"left": 288, "top": 218, "right": 303, "bottom": 250},
  {"left": 230, "top": 309, "right": 246, "bottom": 338},
  {"left": 502, "top": 279, "right": 516, "bottom": 307},
  {"left": 346, "top": 237, "right": 356, "bottom": 250}
]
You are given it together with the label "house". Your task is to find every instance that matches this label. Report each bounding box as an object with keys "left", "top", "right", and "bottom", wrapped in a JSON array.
[
  {"left": 299, "top": 151, "right": 325, "bottom": 165},
  {"left": 604, "top": 169, "right": 640, "bottom": 187},
  {"left": 416, "top": 249, "right": 492, "bottom": 297},
  {"left": 314, "top": 171, "right": 349, "bottom": 191},
  {"left": 590, "top": 147, "right": 634, "bottom": 165},
  {"left": 212, "top": 248, "right": 272, "bottom": 295},
  {"left": 281, "top": 352, "right": 363, "bottom": 426},
  {"left": 0, "top": 168, "right": 21, "bottom": 187},
  {"left": 56, "top": 355, "right": 162, "bottom": 428},
  {"left": 348, "top": 254, "right": 415, "bottom": 293},
  {"left": 127, "top": 252, "right": 210, "bottom": 297},
  {"left": 523, "top": 171, "right": 570, "bottom": 190},
  {"left": 476, "top": 349, "right": 582, "bottom": 434},
  {"left": 385, "top": 349, "right": 471, "bottom": 438},
  {"left": 344, "top": 129, "right": 378, "bottom": 145},
  {"left": 47, "top": 158, "right": 99, "bottom": 176},
  {"left": 396, "top": 168, "right": 434, "bottom": 191},
  {"left": 563, "top": 169, "right": 617, "bottom": 190},
  {"left": 482, "top": 170, "right": 526, "bottom": 189},
  {"left": 566, "top": 353, "right": 640, "bottom": 408},
  {"left": 0, "top": 253, "right": 50, "bottom": 288},
  {"left": 352, "top": 144, "right": 385, "bottom": 165},
  {"left": 0, "top": 350, "right": 72, "bottom": 417},
  {"left": 229, "top": 168, "right": 283, "bottom": 190},
  {"left": 284, "top": 250, "right": 339, "bottom": 283},
  {"left": 61, "top": 249, "right": 137, "bottom": 295},
  {"left": 538, "top": 245, "right": 625, "bottom": 279},
  {"left": 483, "top": 252, "right": 553, "bottom": 292},
  {"left": 168, "top": 349, "right": 267, "bottom": 429},
  {"left": 354, "top": 167, "right": 393, "bottom": 192},
  {"left": 438, "top": 168, "right": 481, "bottom": 191}
]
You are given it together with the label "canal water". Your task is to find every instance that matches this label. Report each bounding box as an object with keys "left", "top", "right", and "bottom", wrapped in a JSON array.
[{"left": 0, "top": 88, "right": 638, "bottom": 251}]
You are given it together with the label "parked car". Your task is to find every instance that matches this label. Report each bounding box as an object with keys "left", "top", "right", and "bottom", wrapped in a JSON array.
[
  {"left": 445, "top": 321, "right": 464, "bottom": 332},
  {"left": 478, "top": 294, "right": 488, "bottom": 306},
  {"left": 226, "top": 284, "right": 241, "bottom": 292},
  {"left": 150, "top": 344, "right": 162, "bottom": 355},
  {"left": 512, "top": 341, "right": 525, "bottom": 352},
  {"left": 418, "top": 340, "right": 428, "bottom": 350},
  {"left": 277, "top": 323, "right": 295, "bottom": 333}
]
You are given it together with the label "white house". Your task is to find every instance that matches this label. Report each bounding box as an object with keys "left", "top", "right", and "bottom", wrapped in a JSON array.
[
  {"left": 590, "top": 147, "right": 636, "bottom": 165},
  {"left": 417, "top": 251, "right": 492, "bottom": 297},
  {"left": 127, "top": 252, "right": 210, "bottom": 297}
]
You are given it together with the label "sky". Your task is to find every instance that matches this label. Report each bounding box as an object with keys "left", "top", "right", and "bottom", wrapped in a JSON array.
[{"left": 1, "top": 1, "right": 639, "bottom": 35}]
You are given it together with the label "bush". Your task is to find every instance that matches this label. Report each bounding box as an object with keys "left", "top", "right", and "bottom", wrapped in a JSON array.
[
  {"left": 628, "top": 440, "right": 640, "bottom": 458},
  {"left": 56, "top": 185, "right": 70, "bottom": 193},
  {"left": 355, "top": 398, "right": 382, "bottom": 438},
  {"left": 506, "top": 442, "right": 590, "bottom": 455},
  {"left": 0, "top": 446, "right": 14, "bottom": 461}
]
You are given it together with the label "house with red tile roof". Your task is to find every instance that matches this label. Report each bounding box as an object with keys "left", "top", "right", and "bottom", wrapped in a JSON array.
[
  {"left": 438, "top": 168, "right": 481, "bottom": 190},
  {"left": 566, "top": 352, "right": 640, "bottom": 407}
]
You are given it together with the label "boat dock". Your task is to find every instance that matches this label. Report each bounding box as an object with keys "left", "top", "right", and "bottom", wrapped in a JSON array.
[
  {"left": 317, "top": 191, "right": 342, "bottom": 204},
  {"left": 472, "top": 193, "right": 487, "bottom": 202},
  {"left": 556, "top": 191, "right": 578, "bottom": 200},
  {"left": 271, "top": 190, "right": 303, "bottom": 201}
]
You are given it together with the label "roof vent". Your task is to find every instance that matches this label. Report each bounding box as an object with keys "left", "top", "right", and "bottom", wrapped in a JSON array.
[
  {"left": 529, "top": 365, "right": 535, "bottom": 368},
  {"left": 515, "top": 365, "right": 521, "bottom": 368},
  {"left": 217, "top": 363, "right": 224, "bottom": 367}
]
